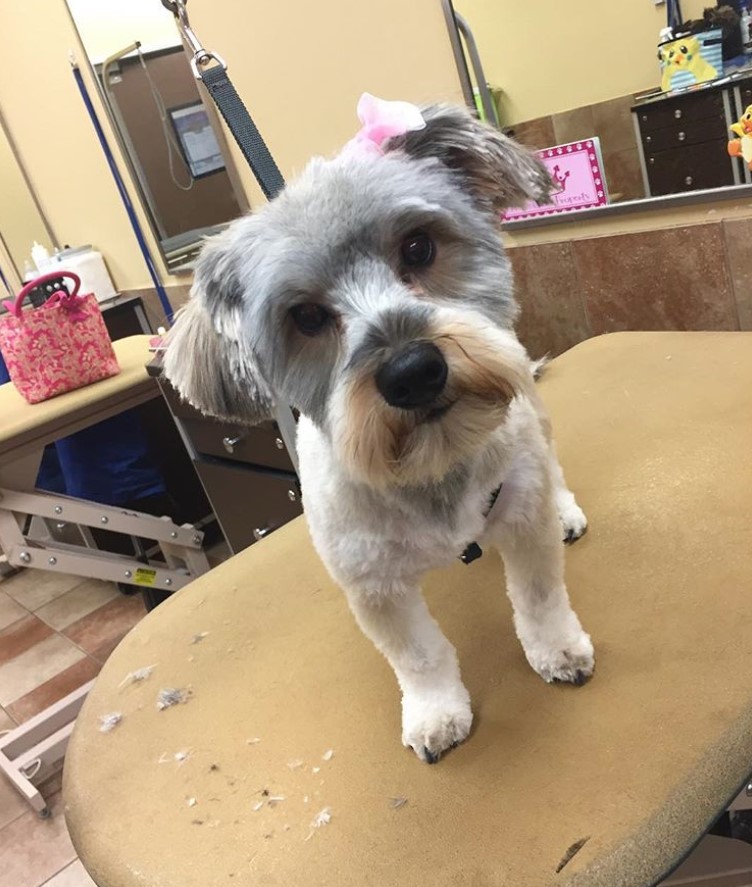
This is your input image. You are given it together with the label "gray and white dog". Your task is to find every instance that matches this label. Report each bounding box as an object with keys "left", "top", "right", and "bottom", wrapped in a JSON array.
[{"left": 164, "top": 99, "right": 594, "bottom": 764}]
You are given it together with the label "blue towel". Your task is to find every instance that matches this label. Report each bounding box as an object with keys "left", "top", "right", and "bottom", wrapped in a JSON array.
[{"left": 0, "top": 352, "right": 165, "bottom": 505}]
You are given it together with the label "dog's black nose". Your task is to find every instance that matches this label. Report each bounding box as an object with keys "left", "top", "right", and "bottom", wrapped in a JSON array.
[{"left": 375, "top": 342, "right": 448, "bottom": 408}]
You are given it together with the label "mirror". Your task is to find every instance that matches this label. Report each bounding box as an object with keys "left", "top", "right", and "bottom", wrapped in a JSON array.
[
  {"left": 454, "top": 0, "right": 752, "bottom": 218},
  {"left": 65, "top": 0, "right": 248, "bottom": 271},
  {"left": 0, "top": 111, "right": 56, "bottom": 290}
]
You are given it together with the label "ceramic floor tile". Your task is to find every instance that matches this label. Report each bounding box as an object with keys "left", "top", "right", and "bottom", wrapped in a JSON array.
[
  {"left": 552, "top": 104, "right": 596, "bottom": 145},
  {"left": 88, "top": 632, "right": 131, "bottom": 666},
  {"left": 510, "top": 115, "right": 556, "bottom": 150},
  {"left": 207, "top": 539, "right": 231, "bottom": 569},
  {"left": 36, "top": 580, "right": 120, "bottom": 631},
  {"left": 510, "top": 241, "right": 591, "bottom": 359},
  {"left": 0, "top": 634, "right": 85, "bottom": 707},
  {"left": 63, "top": 594, "right": 145, "bottom": 657},
  {"left": 0, "top": 614, "right": 55, "bottom": 668},
  {"left": 41, "top": 859, "right": 96, "bottom": 887},
  {"left": 6, "top": 656, "right": 100, "bottom": 724},
  {"left": 572, "top": 223, "right": 739, "bottom": 334},
  {"left": 0, "top": 762, "right": 29, "bottom": 830},
  {"left": 0, "top": 590, "right": 27, "bottom": 632},
  {"left": 2, "top": 570, "right": 84, "bottom": 612},
  {"left": 0, "top": 792, "right": 75, "bottom": 887},
  {"left": 591, "top": 94, "right": 639, "bottom": 156},
  {"left": 723, "top": 218, "right": 752, "bottom": 330}
]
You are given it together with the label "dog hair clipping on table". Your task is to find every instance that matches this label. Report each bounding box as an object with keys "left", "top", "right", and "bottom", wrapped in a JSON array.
[
  {"left": 118, "top": 665, "right": 156, "bottom": 689},
  {"left": 389, "top": 797, "right": 408, "bottom": 810},
  {"left": 98, "top": 712, "right": 122, "bottom": 733},
  {"left": 287, "top": 758, "right": 305, "bottom": 770},
  {"left": 322, "top": 749, "right": 334, "bottom": 761},
  {"left": 190, "top": 632, "right": 209, "bottom": 645},
  {"left": 305, "top": 807, "right": 332, "bottom": 840},
  {"left": 157, "top": 687, "right": 191, "bottom": 710}
]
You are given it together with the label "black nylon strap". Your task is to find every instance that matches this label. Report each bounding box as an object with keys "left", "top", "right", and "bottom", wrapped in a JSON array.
[
  {"left": 459, "top": 483, "right": 503, "bottom": 566},
  {"left": 201, "top": 65, "right": 285, "bottom": 201}
]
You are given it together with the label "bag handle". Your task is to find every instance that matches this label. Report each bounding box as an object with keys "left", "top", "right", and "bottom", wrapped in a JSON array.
[{"left": 3, "top": 271, "right": 82, "bottom": 319}]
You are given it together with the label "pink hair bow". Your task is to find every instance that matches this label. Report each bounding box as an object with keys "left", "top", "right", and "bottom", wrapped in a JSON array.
[{"left": 341, "top": 93, "right": 426, "bottom": 158}]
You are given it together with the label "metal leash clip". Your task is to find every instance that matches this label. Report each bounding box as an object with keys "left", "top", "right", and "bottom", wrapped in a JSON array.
[{"left": 160, "top": 0, "right": 227, "bottom": 79}]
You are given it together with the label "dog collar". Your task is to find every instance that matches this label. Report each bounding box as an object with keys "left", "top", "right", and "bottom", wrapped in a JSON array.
[{"left": 459, "top": 484, "right": 502, "bottom": 565}]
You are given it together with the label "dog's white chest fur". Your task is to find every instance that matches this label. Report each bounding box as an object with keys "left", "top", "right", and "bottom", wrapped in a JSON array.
[{"left": 297, "top": 397, "right": 542, "bottom": 590}]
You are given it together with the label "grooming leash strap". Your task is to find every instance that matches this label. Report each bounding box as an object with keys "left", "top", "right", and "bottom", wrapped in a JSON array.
[
  {"left": 162, "top": 0, "right": 285, "bottom": 201},
  {"left": 459, "top": 483, "right": 502, "bottom": 565}
]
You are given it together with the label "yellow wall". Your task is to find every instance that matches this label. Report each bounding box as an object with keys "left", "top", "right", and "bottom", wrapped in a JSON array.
[
  {"left": 67, "top": 0, "right": 180, "bottom": 62},
  {"left": 0, "top": 0, "right": 463, "bottom": 294},
  {"left": 0, "top": 117, "right": 53, "bottom": 275},
  {"left": 458, "top": 0, "right": 710, "bottom": 124}
]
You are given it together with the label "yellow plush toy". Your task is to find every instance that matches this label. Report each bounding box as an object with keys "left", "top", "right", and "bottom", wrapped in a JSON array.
[
  {"left": 659, "top": 35, "right": 718, "bottom": 92},
  {"left": 728, "top": 104, "right": 752, "bottom": 169}
]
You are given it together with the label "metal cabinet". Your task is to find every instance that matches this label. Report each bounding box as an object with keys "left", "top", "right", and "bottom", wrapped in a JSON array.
[
  {"left": 152, "top": 360, "right": 302, "bottom": 555},
  {"left": 632, "top": 82, "right": 743, "bottom": 197}
]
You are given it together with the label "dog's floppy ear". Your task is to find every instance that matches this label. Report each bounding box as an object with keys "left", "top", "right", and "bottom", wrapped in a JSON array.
[
  {"left": 386, "top": 104, "right": 552, "bottom": 212},
  {"left": 163, "top": 228, "right": 274, "bottom": 425}
]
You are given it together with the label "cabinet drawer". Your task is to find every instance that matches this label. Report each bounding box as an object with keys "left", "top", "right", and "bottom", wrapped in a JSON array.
[
  {"left": 158, "top": 376, "right": 211, "bottom": 421},
  {"left": 157, "top": 374, "right": 295, "bottom": 471},
  {"left": 738, "top": 83, "right": 752, "bottom": 109},
  {"left": 646, "top": 139, "right": 734, "bottom": 195},
  {"left": 634, "top": 91, "right": 725, "bottom": 133},
  {"left": 181, "top": 416, "right": 294, "bottom": 471},
  {"left": 641, "top": 113, "right": 726, "bottom": 152},
  {"left": 193, "top": 461, "right": 302, "bottom": 554}
]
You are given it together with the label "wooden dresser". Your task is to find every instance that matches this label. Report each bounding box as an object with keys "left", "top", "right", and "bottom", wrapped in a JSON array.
[{"left": 632, "top": 72, "right": 752, "bottom": 196}]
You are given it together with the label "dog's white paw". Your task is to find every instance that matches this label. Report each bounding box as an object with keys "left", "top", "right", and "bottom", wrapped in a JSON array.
[
  {"left": 557, "top": 492, "right": 588, "bottom": 544},
  {"left": 401, "top": 685, "right": 472, "bottom": 764},
  {"left": 525, "top": 628, "right": 595, "bottom": 686}
]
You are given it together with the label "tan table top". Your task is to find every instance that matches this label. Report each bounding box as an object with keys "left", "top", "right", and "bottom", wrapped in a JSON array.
[
  {"left": 0, "top": 336, "right": 156, "bottom": 466},
  {"left": 64, "top": 332, "right": 752, "bottom": 887}
]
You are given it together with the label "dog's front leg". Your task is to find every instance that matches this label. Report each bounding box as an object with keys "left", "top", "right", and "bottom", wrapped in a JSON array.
[
  {"left": 345, "top": 585, "right": 472, "bottom": 763},
  {"left": 496, "top": 499, "right": 594, "bottom": 685}
]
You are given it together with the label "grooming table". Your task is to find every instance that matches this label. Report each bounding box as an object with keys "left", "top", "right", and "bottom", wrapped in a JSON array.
[
  {"left": 0, "top": 335, "right": 209, "bottom": 815},
  {"left": 64, "top": 332, "right": 752, "bottom": 887}
]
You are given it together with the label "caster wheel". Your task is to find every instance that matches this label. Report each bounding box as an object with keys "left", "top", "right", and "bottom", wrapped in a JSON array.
[{"left": 38, "top": 806, "right": 51, "bottom": 819}]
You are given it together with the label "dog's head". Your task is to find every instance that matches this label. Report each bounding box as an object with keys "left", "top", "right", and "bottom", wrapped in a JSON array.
[{"left": 164, "top": 103, "right": 549, "bottom": 488}]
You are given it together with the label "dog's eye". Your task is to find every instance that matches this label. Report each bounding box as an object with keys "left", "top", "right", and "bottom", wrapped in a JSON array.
[
  {"left": 401, "top": 231, "right": 435, "bottom": 269},
  {"left": 289, "top": 303, "right": 332, "bottom": 336},
  {"left": 680, "top": 44, "right": 688, "bottom": 54}
]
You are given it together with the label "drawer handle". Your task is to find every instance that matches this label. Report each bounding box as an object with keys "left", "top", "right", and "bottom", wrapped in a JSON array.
[
  {"left": 222, "top": 435, "right": 244, "bottom": 454},
  {"left": 642, "top": 114, "right": 647, "bottom": 122},
  {"left": 287, "top": 489, "right": 298, "bottom": 502},
  {"left": 646, "top": 135, "right": 652, "bottom": 143},
  {"left": 253, "top": 526, "right": 272, "bottom": 541},
  {"left": 674, "top": 108, "right": 682, "bottom": 119},
  {"left": 685, "top": 175, "right": 693, "bottom": 186},
  {"left": 274, "top": 437, "right": 285, "bottom": 450},
  {"left": 678, "top": 131, "right": 686, "bottom": 141},
  {"left": 649, "top": 157, "right": 655, "bottom": 165}
]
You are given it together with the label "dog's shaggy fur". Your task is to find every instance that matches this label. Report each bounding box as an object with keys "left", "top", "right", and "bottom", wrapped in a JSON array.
[{"left": 164, "top": 104, "right": 594, "bottom": 763}]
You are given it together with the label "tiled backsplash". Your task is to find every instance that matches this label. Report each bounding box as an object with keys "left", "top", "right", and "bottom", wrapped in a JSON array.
[
  {"left": 512, "top": 220, "right": 751, "bottom": 359},
  {"left": 510, "top": 94, "right": 645, "bottom": 203},
  {"left": 130, "top": 219, "right": 750, "bottom": 367}
]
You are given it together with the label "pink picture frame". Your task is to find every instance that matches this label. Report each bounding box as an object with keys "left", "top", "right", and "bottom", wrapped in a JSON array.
[{"left": 503, "top": 139, "right": 609, "bottom": 221}]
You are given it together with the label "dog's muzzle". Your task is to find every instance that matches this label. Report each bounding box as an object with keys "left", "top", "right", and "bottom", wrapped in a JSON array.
[{"left": 375, "top": 342, "right": 447, "bottom": 409}]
